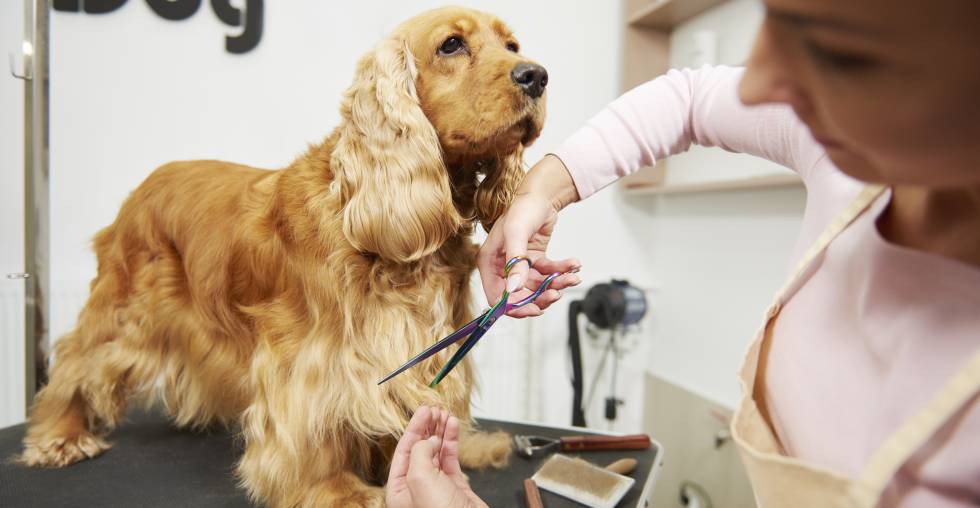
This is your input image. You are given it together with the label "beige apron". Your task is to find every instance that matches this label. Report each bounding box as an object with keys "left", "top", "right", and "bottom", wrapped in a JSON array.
[{"left": 731, "top": 184, "right": 980, "bottom": 507}]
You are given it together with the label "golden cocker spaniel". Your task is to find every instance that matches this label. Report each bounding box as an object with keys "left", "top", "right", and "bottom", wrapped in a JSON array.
[{"left": 20, "top": 7, "right": 548, "bottom": 507}]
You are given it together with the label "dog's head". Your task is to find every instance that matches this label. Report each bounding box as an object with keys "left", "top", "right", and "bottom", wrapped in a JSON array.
[{"left": 332, "top": 7, "right": 546, "bottom": 263}]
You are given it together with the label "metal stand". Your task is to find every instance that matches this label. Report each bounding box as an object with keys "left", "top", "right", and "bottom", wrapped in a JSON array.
[{"left": 10, "top": 0, "right": 50, "bottom": 415}]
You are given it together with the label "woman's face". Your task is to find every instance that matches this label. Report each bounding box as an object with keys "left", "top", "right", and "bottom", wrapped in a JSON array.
[{"left": 739, "top": 0, "right": 980, "bottom": 187}]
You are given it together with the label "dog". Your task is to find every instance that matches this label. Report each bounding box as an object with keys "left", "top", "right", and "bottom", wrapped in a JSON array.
[{"left": 20, "top": 6, "right": 547, "bottom": 507}]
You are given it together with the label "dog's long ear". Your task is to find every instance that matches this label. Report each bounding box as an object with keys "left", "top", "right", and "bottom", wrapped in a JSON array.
[
  {"left": 474, "top": 150, "right": 526, "bottom": 232},
  {"left": 332, "top": 38, "right": 462, "bottom": 263}
]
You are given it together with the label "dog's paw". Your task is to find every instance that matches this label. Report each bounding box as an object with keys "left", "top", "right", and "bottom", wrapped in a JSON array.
[{"left": 20, "top": 433, "right": 111, "bottom": 468}]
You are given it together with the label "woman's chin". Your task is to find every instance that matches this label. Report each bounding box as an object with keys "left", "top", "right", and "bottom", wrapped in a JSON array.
[{"left": 826, "top": 149, "right": 888, "bottom": 184}]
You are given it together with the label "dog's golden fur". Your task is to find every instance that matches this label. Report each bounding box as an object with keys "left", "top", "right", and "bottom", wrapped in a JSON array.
[{"left": 20, "top": 7, "right": 546, "bottom": 507}]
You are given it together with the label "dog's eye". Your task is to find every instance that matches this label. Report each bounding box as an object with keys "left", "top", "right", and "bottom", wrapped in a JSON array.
[
  {"left": 506, "top": 42, "right": 519, "bottom": 53},
  {"left": 438, "top": 36, "right": 465, "bottom": 56}
]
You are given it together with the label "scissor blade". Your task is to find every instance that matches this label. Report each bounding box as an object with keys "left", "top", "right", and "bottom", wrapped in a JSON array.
[
  {"left": 428, "top": 325, "right": 487, "bottom": 388},
  {"left": 429, "top": 303, "right": 506, "bottom": 387},
  {"left": 376, "top": 313, "right": 485, "bottom": 385}
]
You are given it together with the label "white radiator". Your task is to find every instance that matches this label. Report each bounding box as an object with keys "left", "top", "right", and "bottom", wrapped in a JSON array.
[
  {"left": 0, "top": 286, "right": 92, "bottom": 427},
  {"left": 0, "top": 287, "right": 25, "bottom": 427},
  {"left": 469, "top": 317, "right": 533, "bottom": 421}
]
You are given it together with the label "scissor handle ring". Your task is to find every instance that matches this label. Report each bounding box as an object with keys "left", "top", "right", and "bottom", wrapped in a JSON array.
[
  {"left": 505, "top": 256, "right": 532, "bottom": 275},
  {"left": 511, "top": 272, "right": 561, "bottom": 308}
]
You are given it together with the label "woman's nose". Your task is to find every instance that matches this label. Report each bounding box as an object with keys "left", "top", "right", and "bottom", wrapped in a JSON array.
[{"left": 738, "top": 22, "right": 804, "bottom": 109}]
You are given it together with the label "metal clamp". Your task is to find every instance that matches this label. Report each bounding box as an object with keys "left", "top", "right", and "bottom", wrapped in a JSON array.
[
  {"left": 9, "top": 46, "right": 32, "bottom": 81},
  {"left": 6, "top": 273, "right": 31, "bottom": 279}
]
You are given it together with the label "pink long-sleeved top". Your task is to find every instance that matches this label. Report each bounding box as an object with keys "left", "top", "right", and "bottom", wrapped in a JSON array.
[{"left": 553, "top": 66, "right": 980, "bottom": 507}]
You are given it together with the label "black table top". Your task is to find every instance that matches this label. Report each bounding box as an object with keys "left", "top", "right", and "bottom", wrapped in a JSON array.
[{"left": 0, "top": 409, "right": 661, "bottom": 507}]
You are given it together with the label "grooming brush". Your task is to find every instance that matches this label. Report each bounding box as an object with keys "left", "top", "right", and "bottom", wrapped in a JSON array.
[
  {"left": 524, "top": 458, "right": 638, "bottom": 508},
  {"left": 531, "top": 454, "right": 635, "bottom": 508}
]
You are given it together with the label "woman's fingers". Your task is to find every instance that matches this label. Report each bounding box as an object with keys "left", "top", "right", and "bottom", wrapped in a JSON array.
[
  {"left": 531, "top": 289, "right": 563, "bottom": 310},
  {"left": 477, "top": 223, "right": 508, "bottom": 306},
  {"left": 402, "top": 406, "right": 432, "bottom": 446},
  {"left": 547, "top": 272, "right": 582, "bottom": 292},
  {"left": 506, "top": 265, "right": 530, "bottom": 294},
  {"left": 506, "top": 285, "right": 572, "bottom": 316},
  {"left": 501, "top": 199, "right": 550, "bottom": 294},
  {"left": 434, "top": 408, "right": 447, "bottom": 442},
  {"left": 520, "top": 271, "right": 581, "bottom": 295},
  {"left": 406, "top": 436, "right": 439, "bottom": 487},
  {"left": 508, "top": 266, "right": 580, "bottom": 300},
  {"left": 440, "top": 416, "right": 464, "bottom": 477},
  {"left": 506, "top": 303, "right": 544, "bottom": 318},
  {"left": 434, "top": 408, "right": 450, "bottom": 467},
  {"left": 531, "top": 257, "right": 582, "bottom": 277},
  {"left": 407, "top": 436, "right": 463, "bottom": 508},
  {"left": 389, "top": 406, "right": 432, "bottom": 483}
]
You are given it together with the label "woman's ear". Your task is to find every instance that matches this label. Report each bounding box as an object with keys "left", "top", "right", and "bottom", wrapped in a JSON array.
[
  {"left": 332, "top": 38, "right": 463, "bottom": 263},
  {"left": 474, "top": 150, "right": 526, "bottom": 232}
]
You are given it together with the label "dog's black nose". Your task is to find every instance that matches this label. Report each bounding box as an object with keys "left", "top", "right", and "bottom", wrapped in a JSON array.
[{"left": 511, "top": 63, "right": 548, "bottom": 99}]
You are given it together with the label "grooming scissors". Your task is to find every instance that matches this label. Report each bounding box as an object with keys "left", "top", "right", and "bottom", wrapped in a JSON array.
[{"left": 377, "top": 256, "right": 563, "bottom": 388}]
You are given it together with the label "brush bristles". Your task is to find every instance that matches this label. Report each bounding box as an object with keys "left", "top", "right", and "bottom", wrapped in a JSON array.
[{"left": 531, "top": 454, "right": 634, "bottom": 508}]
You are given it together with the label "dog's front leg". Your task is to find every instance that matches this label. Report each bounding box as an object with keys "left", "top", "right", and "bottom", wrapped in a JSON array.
[{"left": 237, "top": 345, "right": 384, "bottom": 508}]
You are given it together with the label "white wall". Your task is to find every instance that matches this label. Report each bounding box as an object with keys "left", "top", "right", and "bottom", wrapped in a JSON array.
[
  {"left": 646, "top": 0, "right": 806, "bottom": 408},
  {"left": 0, "top": 0, "right": 27, "bottom": 428}
]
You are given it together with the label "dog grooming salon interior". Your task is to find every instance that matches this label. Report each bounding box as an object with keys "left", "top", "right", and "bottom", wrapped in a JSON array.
[{"left": 3, "top": 1, "right": 979, "bottom": 507}]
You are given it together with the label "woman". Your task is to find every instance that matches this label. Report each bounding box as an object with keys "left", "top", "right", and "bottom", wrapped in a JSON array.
[{"left": 387, "top": 0, "right": 980, "bottom": 506}]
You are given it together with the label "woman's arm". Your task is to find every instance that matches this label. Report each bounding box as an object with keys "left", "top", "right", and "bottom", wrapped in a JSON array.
[
  {"left": 478, "top": 66, "right": 828, "bottom": 307},
  {"left": 553, "top": 65, "right": 825, "bottom": 199}
]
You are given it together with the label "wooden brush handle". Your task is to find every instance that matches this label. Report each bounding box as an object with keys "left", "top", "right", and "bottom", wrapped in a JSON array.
[
  {"left": 523, "top": 478, "right": 544, "bottom": 508},
  {"left": 559, "top": 434, "right": 651, "bottom": 452},
  {"left": 605, "top": 457, "right": 638, "bottom": 475}
]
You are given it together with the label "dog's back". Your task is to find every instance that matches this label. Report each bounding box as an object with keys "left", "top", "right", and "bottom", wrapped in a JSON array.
[{"left": 25, "top": 160, "right": 284, "bottom": 455}]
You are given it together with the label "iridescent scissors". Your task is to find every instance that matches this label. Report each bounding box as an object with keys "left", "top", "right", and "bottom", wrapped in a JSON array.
[{"left": 378, "top": 256, "right": 563, "bottom": 388}]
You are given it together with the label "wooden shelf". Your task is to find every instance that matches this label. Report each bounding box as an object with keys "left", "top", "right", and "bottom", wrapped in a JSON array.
[
  {"left": 622, "top": 173, "right": 802, "bottom": 196},
  {"left": 627, "top": 0, "right": 728, "bottom": 30},
  {"left": 619, "top": 0, "right": 797, "bottom": 198}
]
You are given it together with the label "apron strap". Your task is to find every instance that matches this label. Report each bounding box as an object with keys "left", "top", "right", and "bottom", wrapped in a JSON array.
[
  {"left": 773, "top": 184, "right": 887, "bottom": 306},
  {"left": 854, "top": 350, "right": 980, "bottom": 505}
]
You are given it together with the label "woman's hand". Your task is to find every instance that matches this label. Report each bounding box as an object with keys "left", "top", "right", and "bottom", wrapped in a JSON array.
[
  {"left": 385, "top": 406, "right": 488, "bottom": 508},
  {"left": 478, "top": 155, "right": 582, "bottom": 317}
]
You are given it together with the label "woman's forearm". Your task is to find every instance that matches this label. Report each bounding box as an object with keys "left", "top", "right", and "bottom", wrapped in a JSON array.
[{"left": 551, "top": 65, "right": 819, "bottom": 199}]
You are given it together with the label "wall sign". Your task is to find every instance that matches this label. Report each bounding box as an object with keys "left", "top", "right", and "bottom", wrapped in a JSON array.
[{"left": 52, "top": 0, "right": 263, "bottom": 54}]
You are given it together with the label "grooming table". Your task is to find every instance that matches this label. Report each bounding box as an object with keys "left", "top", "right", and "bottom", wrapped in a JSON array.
[{"left": 0, "top": 409, "right": 662, "bottom": 507}]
